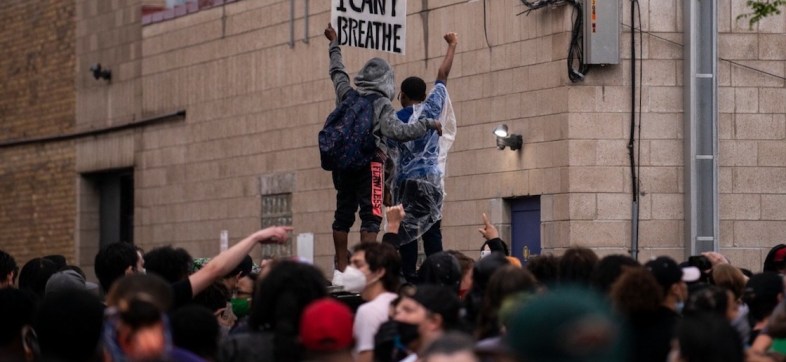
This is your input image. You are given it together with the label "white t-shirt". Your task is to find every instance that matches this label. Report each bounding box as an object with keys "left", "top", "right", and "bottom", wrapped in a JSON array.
[{"left": 353, "top": 291, "right": 398, "bottom": 353}]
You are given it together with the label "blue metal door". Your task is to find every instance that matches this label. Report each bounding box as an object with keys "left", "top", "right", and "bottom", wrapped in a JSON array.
[{"left": 510, "top": 197, "right": 541, "bottom": 263}]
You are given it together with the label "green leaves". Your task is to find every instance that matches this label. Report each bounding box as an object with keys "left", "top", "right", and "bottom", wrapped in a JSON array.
[{"left": 737, "top": 0, "right": 786, "bottom": 29}]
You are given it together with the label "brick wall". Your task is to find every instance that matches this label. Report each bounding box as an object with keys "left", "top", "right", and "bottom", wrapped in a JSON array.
[{"left": 0, "top": 1, "right": 76, "bottom": 264}]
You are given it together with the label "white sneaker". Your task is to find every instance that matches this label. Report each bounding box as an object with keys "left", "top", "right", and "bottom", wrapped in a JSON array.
[{"left": 332, "top": 269, "right": 344, "bottom": 286}]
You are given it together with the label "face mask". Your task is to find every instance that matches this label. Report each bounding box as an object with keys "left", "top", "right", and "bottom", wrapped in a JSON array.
[
  {"left": 230, "top": 298, "right": 250, "bottom": 319},
  {"left": 480, "top": 250, "right": 490, "bottom": 259},
  {"left": 342, "top": 266, "right": 367, "bottom": 293},
  {"left": 396, "top": 321, "right": 420, "bottom": 345}
]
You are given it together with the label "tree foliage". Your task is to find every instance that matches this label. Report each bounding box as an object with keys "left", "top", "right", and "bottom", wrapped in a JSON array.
[{"left": 737, "top": 0, "right": 786, "bottom": 28}]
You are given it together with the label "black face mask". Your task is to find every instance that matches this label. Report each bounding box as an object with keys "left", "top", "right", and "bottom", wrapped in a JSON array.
[{"left": 396, "top": 321, "right": 420, "bottom": 345}]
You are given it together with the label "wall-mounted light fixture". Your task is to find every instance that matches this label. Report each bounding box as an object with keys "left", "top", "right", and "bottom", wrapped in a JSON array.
[
  {"left": 493, "top": 124, "right": 523, "bottom": 151},
  {"left": 90, "top": 63, "right": 112, "bottom": 81}
]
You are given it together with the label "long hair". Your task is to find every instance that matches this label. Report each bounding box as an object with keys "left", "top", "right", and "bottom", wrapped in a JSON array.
[
  {"left": 248, "top": 261, "right": 327, "bottom": 362},
  {"left": 475, "top": 265, "right": 537, "bottom": 340}
]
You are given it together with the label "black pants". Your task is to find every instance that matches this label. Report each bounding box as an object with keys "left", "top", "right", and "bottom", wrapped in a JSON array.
[{"left": 332, "top": 162, "right": 383, "bottom": 233}]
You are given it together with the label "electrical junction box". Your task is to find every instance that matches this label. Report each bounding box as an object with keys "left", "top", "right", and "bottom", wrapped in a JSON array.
[{"left": 583, "top": 0, "right": 620, "bottom": 65}]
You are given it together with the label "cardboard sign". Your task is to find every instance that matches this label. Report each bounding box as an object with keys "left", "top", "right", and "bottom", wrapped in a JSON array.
[{"left": 331, "top": 0, "right": 407, "bottom": 54}]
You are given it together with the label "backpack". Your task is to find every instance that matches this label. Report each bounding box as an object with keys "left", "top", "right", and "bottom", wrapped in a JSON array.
[{"left": 319, "top": 89, "right": 381, "bottom": 171}]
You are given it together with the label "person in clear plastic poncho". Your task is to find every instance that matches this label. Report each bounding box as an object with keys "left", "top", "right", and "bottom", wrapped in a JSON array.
[{"left": 387, "top": 32, "right": 458, "bottom": 282}]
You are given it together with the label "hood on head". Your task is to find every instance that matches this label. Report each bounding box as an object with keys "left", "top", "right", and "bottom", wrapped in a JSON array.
[{"left": 354, "top": 57, "right": 396, "bottom": 100}]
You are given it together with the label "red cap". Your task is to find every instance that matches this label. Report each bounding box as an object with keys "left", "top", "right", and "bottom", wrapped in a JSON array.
[{"left": 299, "top": 298, "right": 354, "bottom": 352}]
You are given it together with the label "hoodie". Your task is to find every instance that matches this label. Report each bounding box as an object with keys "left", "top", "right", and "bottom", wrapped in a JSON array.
[{"left": 328, "top": 41, "right": 438, "bottom": 155}]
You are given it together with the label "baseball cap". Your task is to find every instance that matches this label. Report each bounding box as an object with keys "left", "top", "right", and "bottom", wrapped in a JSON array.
[
  {"left": 645, "top": 256, "right": 700, "bottom": 289},
  {"left": 299, "top": 298, "right": 354, "bottom": 352},
  {"left": 410, "top": 285, "right": 462, "bottom": 330}
]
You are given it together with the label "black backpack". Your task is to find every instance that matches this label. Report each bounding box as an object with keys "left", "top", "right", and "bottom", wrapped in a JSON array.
[{"left": 319, "top": 89, "right": 380, "bottom": 171}]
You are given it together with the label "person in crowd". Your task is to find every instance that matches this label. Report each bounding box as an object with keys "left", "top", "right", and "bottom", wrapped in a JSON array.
[
  {"left": 42, "top": 254, "right": 67, "bottom": 271},
  {"left": 219, "top": 260, "right": 327, "bottom": 362},
  {"left": 669, "top": 313, "right": 745, "bottom": 362},
  {"left": 505, "top": 287, "right": 625, "bottom": 362},
  {"left": 445, "top": 250, "right": 475, "bottom": 299},
  {"left": 96, "top": 225, "right": 291, "bottom": 309},
  {"left": 44, "top": 268, "right": 98, "bottom": 296},
  {"left": 712, "top": 263, "right": 751, "bottom": 344},
  {"left": 478, "top": 213, "right": 510, "bottom": 257},
  {"left": 144, "top": 245, "right": 194, "bottom": 283},
  {"left": 34, "top": 289, "right": 105, "bottom": 362},
  {"left": 0, "top": 287, "right": 35, "bottom": 361},
  {"left": 611, "top": 256, "right": 695, "bottom": 362},
  {"left": 171, "top": 304, "right": 220, "bottom": 362},
  {"left": 683, "top": 284, "right": 738, "bottom": 322},
  {"left": 591, "top": 254, "right": 640, "bottom": 295},
  {"left": 525, "top": 253, "right": 560, "bottom": 288},
  {"left": 475, "top": 265, "right": 538, "bottom": 341},
  {"left": 559, "top": 246, "right": 599, "bottom": 286},
  {"left": 103, "top": 273, "right": 176, "bottom": 362},
  {"left": 94, "top": 242, "right": 144, "bottom": 296},
  {"left": 17, "top": 257, "right": 59, "bottom": 301},
  {"left": 0, "top": 249, "right": 18, "bottom": 289},
  {"left": 421, "top": 332, "right": 479, "bottom": 362},
  {"left": 393, "top": 285, "right": 464, "bottom": 361},
  {"left": 417, "top": 251, "right": 462, "bottom": 292},
  {"left": 764, "top": 245, "right": 786, "bottom": 275},
  {"left": 299, "top": 298, "right": 355, "bottom": 362},
  {"left": 669, "top": 313, "right": 744, "bottom": 362},
  {"left": 464, "top": 252, "right": 511, "bottom": 327},
  {"left": 323, "top": 23, "right": 442, "bottom": 285},
  {"left": 389, "top": 32, "right": 458, "bottom": 283},
  {"left": 745, "top": 272, "right": 785, "bottom": 346},
  {"left": 190, "top": 281, "right": 236, "bottom": 337},
  {"left": 348, "top": 240, "right": 402, "bottom": 362}
]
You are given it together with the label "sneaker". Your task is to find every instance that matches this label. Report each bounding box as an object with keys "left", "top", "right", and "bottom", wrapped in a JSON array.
[{"left": 332, "top": 269, "right": 344, "bottom": 287}]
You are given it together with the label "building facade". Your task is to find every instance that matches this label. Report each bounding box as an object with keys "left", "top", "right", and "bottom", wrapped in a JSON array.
[{"left": 1, "top": 0, "right": 785, "bottom": 276}]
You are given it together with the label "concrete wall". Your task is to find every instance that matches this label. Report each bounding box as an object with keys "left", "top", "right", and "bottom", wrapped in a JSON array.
[{"left": 128, "top": 0, "right": 786, "bottom": 274}]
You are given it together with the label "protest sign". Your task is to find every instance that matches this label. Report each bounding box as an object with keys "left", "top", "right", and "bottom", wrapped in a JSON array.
[{"left": 331, "top": 0, "right": 407, "bottom": 54}]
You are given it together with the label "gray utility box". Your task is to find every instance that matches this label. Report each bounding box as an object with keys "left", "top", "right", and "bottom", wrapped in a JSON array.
[{"left": 583, "top": 0, "right": 620, "bottom": 65}]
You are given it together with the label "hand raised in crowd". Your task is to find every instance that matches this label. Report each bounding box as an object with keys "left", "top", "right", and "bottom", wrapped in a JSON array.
[
  {"left": 444, "top": 32, "right": 458, "bottom": 46},
  {"left": 386, "top": 205, "right": 405, "bottom": 232},
  {"left": 478, "top": 213, "right": 499, "bottom": 240},
  {"left": 324, "top": 23, "right": 337, "bottom": 42},
  {"left": 250, "top": 226, "right": 293, "bottom": 244},
  {"left": 702, "top": 251, "right": 730, "bottom": 266}
]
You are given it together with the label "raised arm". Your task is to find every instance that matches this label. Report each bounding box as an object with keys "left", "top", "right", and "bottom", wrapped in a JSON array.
[
  {"left": 376, "top": 98, "right": 442, "bottom": 141},
  {"left": 436, "top": 32, "right": 458, "bottom": 84},
  {"left": 325, "top": 23, "right": 352, "bottom": 103},
  {"left": 188, "top": 226, "right": 292, "bottom": 296}
]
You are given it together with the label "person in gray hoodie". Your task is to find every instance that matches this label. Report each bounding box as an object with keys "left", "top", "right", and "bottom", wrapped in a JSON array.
[{"left": 324, "top": 23, "right": 442, "bottom": 285}]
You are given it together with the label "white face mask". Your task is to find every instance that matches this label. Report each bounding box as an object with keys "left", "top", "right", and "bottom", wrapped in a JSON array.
[
  {"left": 480, "top": 250, "right": 491, "bottom": 259},
  {"left": 342, "top": 266, "right": 367, "bottom": 293}
]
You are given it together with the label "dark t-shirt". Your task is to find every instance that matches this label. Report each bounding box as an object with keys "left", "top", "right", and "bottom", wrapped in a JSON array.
[{"left": 171, "top": 279, "right": 193, "bottom": 310}]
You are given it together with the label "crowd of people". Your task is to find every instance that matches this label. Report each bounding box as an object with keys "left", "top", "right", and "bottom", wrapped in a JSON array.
[{"left": 4, "top": 215, "right": 786, "bottom": 362}]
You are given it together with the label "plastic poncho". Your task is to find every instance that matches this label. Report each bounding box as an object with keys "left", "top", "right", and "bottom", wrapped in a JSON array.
[{"left": 387, "top": 83, "right": 457, "bottom": 244}]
